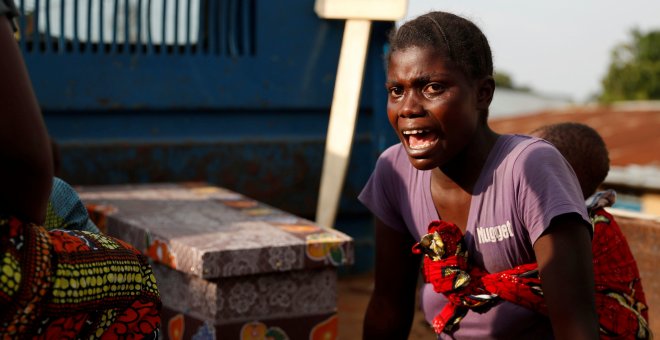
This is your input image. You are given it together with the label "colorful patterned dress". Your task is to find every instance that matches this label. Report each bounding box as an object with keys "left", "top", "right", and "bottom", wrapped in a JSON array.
[
  {"left": 2, "top": 2, "right": 160, "bottom": 337},
  {"left": 1, "top": 179, "right": 161, "bottom": 338}
]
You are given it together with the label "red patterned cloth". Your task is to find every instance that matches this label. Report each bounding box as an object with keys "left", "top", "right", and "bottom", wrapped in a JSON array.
[
  {"left": 412, "top": 220, "right": 497, "bottom": 332},
  {"left": 0, "top": 215, "right": 161, "bottom": 338},
  {"left": 590, "top": 207, "right": 648, "bottom": 339},
  {"left": 414, "top": 203, "right": 649, "bottom": 339}
]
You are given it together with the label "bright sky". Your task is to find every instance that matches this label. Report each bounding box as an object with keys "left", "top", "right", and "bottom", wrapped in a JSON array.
[{"left": 405, "top": 0, "right": 660, "bottom": 102}]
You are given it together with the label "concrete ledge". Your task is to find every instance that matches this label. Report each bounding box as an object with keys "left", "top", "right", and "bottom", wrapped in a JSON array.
[{"left": 609, "top": 208, "right": 660, "bottom": 336}]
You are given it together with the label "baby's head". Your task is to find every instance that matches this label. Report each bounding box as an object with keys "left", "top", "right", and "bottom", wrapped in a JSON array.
[{"left": 530, "top": 122, "right": 610, "bottom": 198}]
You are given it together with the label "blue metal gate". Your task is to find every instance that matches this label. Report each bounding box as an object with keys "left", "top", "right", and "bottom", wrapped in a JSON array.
[{"left": 17, "top": 0, "right": 397, "bottom": 272}]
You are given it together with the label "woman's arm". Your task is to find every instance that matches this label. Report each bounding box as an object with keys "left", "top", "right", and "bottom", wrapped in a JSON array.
[
  {"left": 534, "top": 212, "right": 598, "bottom": 340},
  {"left": 363, "top": 218, "right": 421, "bottom": 339},
  {"left": 0, "top": 17, "right": 53, "bottom": 224}
]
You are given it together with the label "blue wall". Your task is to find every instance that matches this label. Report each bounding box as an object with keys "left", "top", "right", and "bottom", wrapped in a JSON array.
[{"left": 21, "top": 0, "right": 398, "bottom": 273}]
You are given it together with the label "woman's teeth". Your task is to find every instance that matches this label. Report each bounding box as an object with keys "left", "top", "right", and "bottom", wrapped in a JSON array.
[
  {"left": 402, "top": 129, "right": 429, "bottom": 135},
  {"left": 403, "top": 129, "right": 437, "bottom": 150}
]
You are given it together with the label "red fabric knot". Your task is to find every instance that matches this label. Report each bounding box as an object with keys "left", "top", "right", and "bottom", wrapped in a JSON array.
[
  {"left": 412, "top": 220, "right": 497, "bottom": 333},
  {"left": 412, "top": 209, "right": 650, "bottom": 339}
]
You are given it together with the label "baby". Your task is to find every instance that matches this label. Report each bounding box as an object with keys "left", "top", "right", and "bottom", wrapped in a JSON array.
[{"left": 531, "top": 122, "right": 648, "bottom": 338}]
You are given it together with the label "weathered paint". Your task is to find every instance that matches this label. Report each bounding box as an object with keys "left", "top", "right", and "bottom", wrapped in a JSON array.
[
  {"left": 57, "top": 135, "right": 376, "bottom": 217},
  {"left": 23, "top": 0, "right": 396, "bottom": 273}
]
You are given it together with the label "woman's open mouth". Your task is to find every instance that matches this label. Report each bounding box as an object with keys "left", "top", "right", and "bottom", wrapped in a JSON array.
[{"left": 402, "top": 129, "right": 439, "bottom": 150}]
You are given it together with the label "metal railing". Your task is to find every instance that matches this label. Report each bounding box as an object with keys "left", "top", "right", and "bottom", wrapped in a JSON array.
[{"left": 15, "top": 0, "right": 256, "bottom": 56}]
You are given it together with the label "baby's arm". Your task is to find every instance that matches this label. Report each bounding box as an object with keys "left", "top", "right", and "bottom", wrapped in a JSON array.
[
  {"left": 363, "top": 218, "right": 421, "bottom": 339},
  {"left": 534, "top": 212, "right": 598, "bottom": 339}
]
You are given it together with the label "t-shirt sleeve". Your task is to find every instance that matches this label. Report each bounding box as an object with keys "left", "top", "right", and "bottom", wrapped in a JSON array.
[
  {"left": 514, "top": 140, "right": 591, "bottom": 244},
  {"left": 358, "top": 146, "right": 408, "bottom": 233}
]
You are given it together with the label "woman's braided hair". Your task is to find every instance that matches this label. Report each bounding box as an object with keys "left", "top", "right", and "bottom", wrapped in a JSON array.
[{"left": 388, "top": 11, "right": 494, "bottom": 82}]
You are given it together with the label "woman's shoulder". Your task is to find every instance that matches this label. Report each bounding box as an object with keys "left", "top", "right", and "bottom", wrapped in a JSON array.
[
  {"left": 496, "top": 134, "right": 560, "bottom": 162},
  {"left": 498, "top": 133, "right": 551, "bottom": 149},
  {"left": 482, "top": 134, "right": 565, "bottom": 182},
  {"left": 493, "top": 134, "right": 574, "bottom": 188}
]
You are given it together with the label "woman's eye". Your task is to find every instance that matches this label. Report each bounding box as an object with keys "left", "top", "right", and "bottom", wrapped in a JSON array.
[
  {"left": 422, "top": 83, "right": 445, "bottom": 97},
  {"left": 389, "top": 87, "right": 404, "bottom": 98}
]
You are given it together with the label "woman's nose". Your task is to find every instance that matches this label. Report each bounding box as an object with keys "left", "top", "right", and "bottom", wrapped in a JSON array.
[{"left": 399, "top": 92, "right": 425, "bottom": 118}]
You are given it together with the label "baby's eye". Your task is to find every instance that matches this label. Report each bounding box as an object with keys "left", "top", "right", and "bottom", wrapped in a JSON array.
[
  {"left": 389, "top": 86, "right": 404, "bottom": 98},
  {"left": 422, "top": 83, "right": 445, "bottom": 98}
]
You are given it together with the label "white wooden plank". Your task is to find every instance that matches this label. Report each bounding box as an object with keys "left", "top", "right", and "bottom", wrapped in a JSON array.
[{"left": 316, "top": 19, "right": 371, "bottom": 228}]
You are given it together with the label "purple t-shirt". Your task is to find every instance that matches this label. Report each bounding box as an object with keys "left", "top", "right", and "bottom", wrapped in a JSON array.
[{"left": 358, "top": 134, "right": 590, "bottom": 339}]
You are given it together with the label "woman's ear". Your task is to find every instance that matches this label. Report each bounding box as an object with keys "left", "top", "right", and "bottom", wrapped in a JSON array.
[{"left": 476, "top": 76, "right": 495, "bottom": 111}]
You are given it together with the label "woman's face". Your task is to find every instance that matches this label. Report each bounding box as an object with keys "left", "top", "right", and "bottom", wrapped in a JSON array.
[{"left": 386, "top": 46, "right": 482, "bottom": 171}]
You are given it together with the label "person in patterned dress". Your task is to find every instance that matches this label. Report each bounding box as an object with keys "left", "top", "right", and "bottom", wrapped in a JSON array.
[{"left": 0, "top": 2, "right": 161, "bottom": 337}]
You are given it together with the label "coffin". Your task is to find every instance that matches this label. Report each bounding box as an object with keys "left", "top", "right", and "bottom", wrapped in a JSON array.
[{"left": 79, "top": 183, "right": 354, "bottom": 339}]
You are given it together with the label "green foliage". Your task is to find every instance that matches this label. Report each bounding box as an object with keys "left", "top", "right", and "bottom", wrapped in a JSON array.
[
  {"left": 494, "top": 72, "right": 514, "bottom": 89},
  {"left": 600, "top": 29, "right": 660, "bottom": 103},
  {"left": 494, "top": 71, "right": 531, "bottom": 92}
]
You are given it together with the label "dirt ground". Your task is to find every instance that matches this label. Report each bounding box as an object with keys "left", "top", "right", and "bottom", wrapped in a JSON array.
[{"left": 337, "top": 273, "right": 436, "bottom": 339}]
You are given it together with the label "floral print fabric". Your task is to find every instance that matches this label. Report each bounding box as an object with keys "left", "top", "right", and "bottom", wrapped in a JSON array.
[{"left": 0, "top": 215, "right": 161, "bottom": 338}]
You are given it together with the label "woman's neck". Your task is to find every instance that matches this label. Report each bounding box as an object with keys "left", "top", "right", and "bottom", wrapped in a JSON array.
[{"left": 433, "top": 126, "right": 500, "bottom": 193}]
